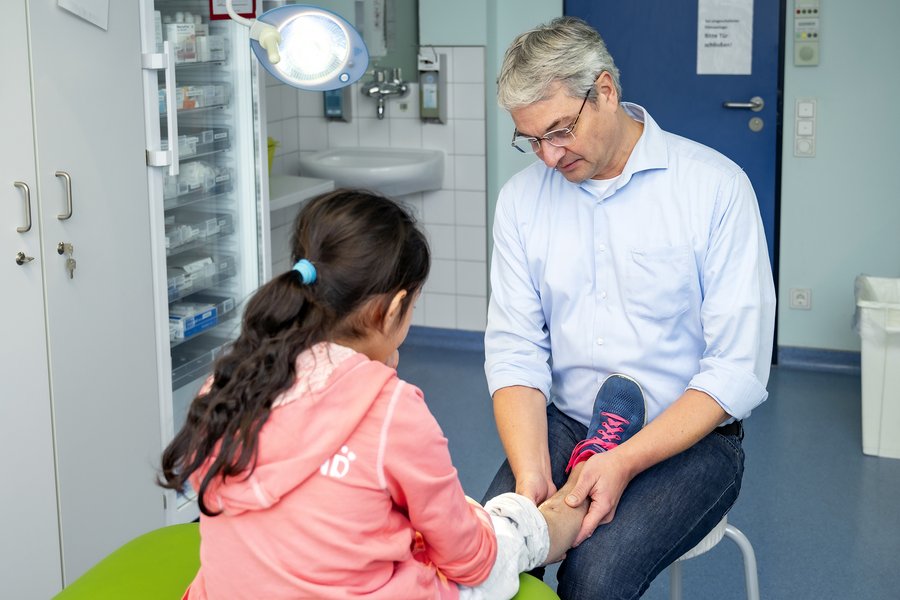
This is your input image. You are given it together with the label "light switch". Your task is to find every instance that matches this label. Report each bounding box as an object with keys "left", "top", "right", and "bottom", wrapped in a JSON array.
[
  {"left": 797, "top": 100, "right": 815, "bottom": 118},
  {"left": 794, "top": 97, "right": 816, "bottom": 158}
]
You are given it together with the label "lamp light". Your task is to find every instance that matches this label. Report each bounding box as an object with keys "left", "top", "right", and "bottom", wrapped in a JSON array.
[{"left": 225, "top": 0, "right": 369, "bottom": 91}]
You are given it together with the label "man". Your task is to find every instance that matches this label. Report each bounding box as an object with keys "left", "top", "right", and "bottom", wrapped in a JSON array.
[{"left": 483, "top": 16, "right": 776, "bottom": 599}]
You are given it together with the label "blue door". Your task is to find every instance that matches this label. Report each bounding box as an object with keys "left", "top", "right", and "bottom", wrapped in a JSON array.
[{"left": 565, "top": 0, "right": 783, "bottom": 275}]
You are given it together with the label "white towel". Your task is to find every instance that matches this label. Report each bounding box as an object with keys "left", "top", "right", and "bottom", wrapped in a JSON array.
[{"left": 458, "top": 492, "right": 550, "bottom": 600}]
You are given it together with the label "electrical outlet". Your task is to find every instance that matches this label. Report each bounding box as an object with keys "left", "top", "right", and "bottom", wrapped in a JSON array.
[{"left": 790, "top": 287, "right": 812, "bottom": 310}]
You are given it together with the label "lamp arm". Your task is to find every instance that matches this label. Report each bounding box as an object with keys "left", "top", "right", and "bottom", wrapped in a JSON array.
[{"left": 225, "top": 0, "right": 254, "bottom": 27}]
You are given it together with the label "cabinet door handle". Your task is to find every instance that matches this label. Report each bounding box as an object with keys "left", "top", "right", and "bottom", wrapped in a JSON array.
[
  {"left": 55, "top": 170, "right": 73, "bottom": 220},
  {"left": 13, "top": 181, "right": 32, "bottom": 233}
]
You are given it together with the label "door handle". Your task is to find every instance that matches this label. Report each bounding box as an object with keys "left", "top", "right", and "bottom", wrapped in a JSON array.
[
  {"left": 55, "top": 170, "right": 73, "bottom": 220},
  {"left": 13, "top": 181, "right": 32, "bottom": 233},
  {"left": 723, "top": 96, "right": 764, "bottom": 112}
]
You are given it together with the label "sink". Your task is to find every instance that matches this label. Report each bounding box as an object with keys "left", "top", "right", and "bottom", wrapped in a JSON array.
[{"left": 297, "top": 147, "right": 444, "bottom": 197}]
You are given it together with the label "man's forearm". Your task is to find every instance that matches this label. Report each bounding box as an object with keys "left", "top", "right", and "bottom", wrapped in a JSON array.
[
  {"left": 612, "top": 388, "right": 730, "bottom": 479},
  {"left": 493, "top": 385, "right": 551, "bottom": 482}
]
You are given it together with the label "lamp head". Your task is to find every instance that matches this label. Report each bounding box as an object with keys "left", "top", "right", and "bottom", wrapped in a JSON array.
[{"left": 249, "top": 5, "right": 369, "bottom": 91}]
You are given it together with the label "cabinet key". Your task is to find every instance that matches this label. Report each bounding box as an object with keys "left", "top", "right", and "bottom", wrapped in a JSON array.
[
  {"left": 65, "top": 257, "right": 76, "bottom": 279},
  {"left": 57, "top": 242, "right": 74, "bottom": 256}
]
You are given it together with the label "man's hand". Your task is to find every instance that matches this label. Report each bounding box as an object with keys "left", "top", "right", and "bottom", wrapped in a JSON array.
[
  {"left": 563, "top": 450, "right": 633, "bottom": 545},
  {"left": 515, "top": 470, "right": 558, "bottom": 506}
]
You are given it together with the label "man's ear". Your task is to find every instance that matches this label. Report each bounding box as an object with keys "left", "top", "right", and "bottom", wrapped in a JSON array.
[{"left": 596, "top": 71, "right": 618, "bottom": 106}]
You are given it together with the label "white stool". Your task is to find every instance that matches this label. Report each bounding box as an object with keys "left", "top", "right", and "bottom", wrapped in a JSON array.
[{"left": 668, "top": 516, "right": 760, "bottom": 600}]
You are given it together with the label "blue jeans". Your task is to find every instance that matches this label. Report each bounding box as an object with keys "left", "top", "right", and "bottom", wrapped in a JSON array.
[{"left": 482, "top": 403, "right": 744, "bottom": 600}]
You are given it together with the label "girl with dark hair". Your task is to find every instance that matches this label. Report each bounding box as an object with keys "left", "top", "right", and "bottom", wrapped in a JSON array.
[{"left": 160, "top": 190, "right": 586, "bottom": 600}]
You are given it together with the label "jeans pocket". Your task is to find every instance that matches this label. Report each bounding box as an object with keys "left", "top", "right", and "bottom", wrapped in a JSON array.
[{"left": 625, "top": 245, "right": 692, "bottom": 320}]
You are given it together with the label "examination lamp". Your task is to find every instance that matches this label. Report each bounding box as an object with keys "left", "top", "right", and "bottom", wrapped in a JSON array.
[{"left": 225, "top": 0, "right": 369, "bottom": 91}]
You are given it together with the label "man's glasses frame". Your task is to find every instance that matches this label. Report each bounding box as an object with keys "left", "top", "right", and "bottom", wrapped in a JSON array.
[{"left": 511, "top": 86, "right": 592, "bottom": 154}]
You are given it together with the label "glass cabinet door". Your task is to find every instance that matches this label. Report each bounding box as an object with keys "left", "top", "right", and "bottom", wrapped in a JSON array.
[{"left": 145, "top": 0, "right": 265, "bottom": 517}]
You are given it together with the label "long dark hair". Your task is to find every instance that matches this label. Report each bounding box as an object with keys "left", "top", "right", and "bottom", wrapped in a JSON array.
[{"left": 160, "top": 189, "right": 431, "bottom": 515}]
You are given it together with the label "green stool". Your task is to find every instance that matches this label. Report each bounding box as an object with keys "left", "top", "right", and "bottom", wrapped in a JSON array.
[
  {"left": 515, "top": 572, "right": 560, "bottom": 599},
  {"left": 55, "top": 523, "right": 558, "bottom": 600},
  {"left": 54, "top": 523, "right": 200, "bottom": 599}
]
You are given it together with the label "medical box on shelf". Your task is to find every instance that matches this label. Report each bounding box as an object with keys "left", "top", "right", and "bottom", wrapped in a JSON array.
[
  {"left": 169, "top": 301, "right": 217, "bottom": 340},
  {"left": 854, "top": 274, "right": 900, "bottom": 459}
]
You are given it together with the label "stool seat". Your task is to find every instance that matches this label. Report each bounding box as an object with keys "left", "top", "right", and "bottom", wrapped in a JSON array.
[
  {"left": 54, "top": 523, "right": 200, "bottom": 600},
  {"left": 668, "top": 516, "right": 760, "bottom": 600},
  {"left": 55, "top": 523, "right": 557, "bottom": 600}
]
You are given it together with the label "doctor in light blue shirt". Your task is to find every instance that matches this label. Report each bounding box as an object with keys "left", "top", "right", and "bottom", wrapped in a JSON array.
[{"left": 482, "top": 17, "right": 775, "bottom": 600}]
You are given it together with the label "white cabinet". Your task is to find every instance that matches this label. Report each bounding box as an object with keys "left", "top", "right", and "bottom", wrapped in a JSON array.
[{"left": 1, "top": 2, "right": 166, "bottom": 595}]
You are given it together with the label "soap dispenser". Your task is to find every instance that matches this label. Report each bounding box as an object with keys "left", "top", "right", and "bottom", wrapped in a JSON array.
[{"left": 324, "top": 87, "right": 353, "bottom": 122}]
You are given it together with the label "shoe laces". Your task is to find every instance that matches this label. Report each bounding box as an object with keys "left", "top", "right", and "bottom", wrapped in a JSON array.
[{"left": 593, "top": 412, "right": 630, "bottom": 450}]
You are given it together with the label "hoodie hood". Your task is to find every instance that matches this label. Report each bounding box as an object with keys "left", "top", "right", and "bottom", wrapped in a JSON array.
[{"left": 192, "top": 344, "right": 396, "bottom": 515}]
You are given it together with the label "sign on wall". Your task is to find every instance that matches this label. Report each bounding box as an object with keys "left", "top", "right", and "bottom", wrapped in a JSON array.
[{"left": 697, "top": 0, "right": 754, "bottom": 74}]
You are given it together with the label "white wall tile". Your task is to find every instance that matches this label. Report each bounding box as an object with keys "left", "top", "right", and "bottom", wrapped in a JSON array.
[
  {"left": 386, "top": 83, "right": 419, "bottom": 120},
  {"left": 266, "top": 85, "right": 283, "bottom": 121},
  {"left": 280, "top": 118, "right": 299, "bottom": 154},
  {"left": 456, "top": 295, "right": 487, "bottom": 331},
  {"left": 422, "top": 121, "right": 455, "bottom": 154},
  {"left": 442, "top": 155, "right": 456, "bottom": 190},
  {"left": 280, "top": 86, "right": 299, "bottom": 119},
  {"left": 357, "top": 117, "right": 391, "bottom": 147},
  {"left": 411, "top": 294, "right": 426, "bottom": 326},
  {"left": 426, "top": 223, "right": 456, "bottom": 259},
  {"left": 389, "top": 118, "right": 423, "bottom": 148},
  {"left": 452, "top": 47, "right": 485, "bottom": 84},
  {"left": 456, "top": 260, "right": 487, "bottom": 296},
  {"left": 328, "top": 120, "right": 360, "bottom": 147},
  {"left": 297, "top": 90, "right": 321, "bottom": 117},
  {"left": 425, "top": 259, "right": 456, "bottom": 294},
  {"left": 455, "top": 190, "right": 487, "bottom": 227},
  {"left": 423, "top": 190, "right": 455, "bottom": 225},
  {"left": 452, "top": 83, "right": 485, "bottom": 120},
  {"left": 298, "top": 118, "right": 328, "bottom": 151},
  {"left": 456, "top": 226, "right": 486, "bottom": 261},
  {"left": 452, "top": 119, "right": 486, "bottom": 156},
  {"left": 454, "top": 155, "right": 486, "bottom": 191},
  {"left": 424, "top": 293, "right": 457, "bottom": 328}
]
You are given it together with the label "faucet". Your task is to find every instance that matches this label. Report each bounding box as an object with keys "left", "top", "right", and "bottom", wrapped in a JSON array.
[{"left": 361, "top": 68, "right": 409, "bottom": 119}]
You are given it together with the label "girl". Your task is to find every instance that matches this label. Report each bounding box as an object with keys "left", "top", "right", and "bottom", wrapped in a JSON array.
[{"left": 160, "top": 189, "right": 585, "bottom": 599}]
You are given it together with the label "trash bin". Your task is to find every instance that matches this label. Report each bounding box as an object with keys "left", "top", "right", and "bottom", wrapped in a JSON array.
[{"left": 854, "top": 275, "right": 900, "bottom": 459}]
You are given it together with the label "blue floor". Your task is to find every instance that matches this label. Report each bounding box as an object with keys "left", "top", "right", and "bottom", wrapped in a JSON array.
[{"left": 398, "top": 338, "right": 900, "bottom": 599}]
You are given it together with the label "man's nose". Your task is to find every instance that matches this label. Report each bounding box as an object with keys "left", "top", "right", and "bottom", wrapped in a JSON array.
[{"left": 537, "top": 143, "right": 566, "bottom": 168}]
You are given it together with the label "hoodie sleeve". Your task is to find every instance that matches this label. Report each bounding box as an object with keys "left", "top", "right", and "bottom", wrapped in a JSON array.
[{"left": 380, "top": 381, "right": 498, "bottom": 587}]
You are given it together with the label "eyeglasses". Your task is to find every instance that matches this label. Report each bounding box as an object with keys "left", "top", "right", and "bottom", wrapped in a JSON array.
[{"left": 511, "top": 87, "right": 592, "bottom": 154}]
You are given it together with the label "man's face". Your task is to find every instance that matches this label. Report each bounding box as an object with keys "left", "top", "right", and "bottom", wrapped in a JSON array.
[{"left": 510, "top": 73, "right": 623, "bottom": 182}]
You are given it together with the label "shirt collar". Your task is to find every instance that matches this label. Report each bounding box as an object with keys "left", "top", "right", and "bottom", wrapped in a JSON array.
[{"left": 578, "top": 102, "right": 669, "bottom": 197}]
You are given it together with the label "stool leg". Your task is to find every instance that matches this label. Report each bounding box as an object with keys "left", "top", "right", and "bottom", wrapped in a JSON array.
[
  {"left": 724, "top": 524, "right": 760, "bottom": 600},
  {"left": 668, "top": 561, "right": 683, "bottom": 600}
]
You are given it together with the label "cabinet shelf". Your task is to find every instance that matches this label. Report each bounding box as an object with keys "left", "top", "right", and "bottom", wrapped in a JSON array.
[
  {"left": 170, "top": 293, "right": 237, "bottom": 348},
  {"left": 163, "top": 184, "right": 233, "bottom": 211},
  {"left": 167, "top": 254, "right": 237, "bottom": 304},
  {"left": 171, "top": 334, "right": 230, "bottom": 390}
]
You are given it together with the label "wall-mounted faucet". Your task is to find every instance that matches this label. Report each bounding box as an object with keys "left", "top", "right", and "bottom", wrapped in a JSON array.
[{"left": 361, "top": 68, "right": 409, "bottom": 120}]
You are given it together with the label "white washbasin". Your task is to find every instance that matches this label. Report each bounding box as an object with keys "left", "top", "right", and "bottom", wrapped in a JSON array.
[{"left": 298, "top": 147, "right": 444, "bottom": 197}]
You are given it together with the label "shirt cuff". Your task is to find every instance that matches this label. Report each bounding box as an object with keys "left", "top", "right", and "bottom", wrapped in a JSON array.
[{"left": 688, "top": 356, "right": 768, "bottom": 420}]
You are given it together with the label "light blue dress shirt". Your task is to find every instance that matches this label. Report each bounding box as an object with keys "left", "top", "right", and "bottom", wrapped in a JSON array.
[{"left": 485, "top": 104, "right": 776, "bottom": 426}]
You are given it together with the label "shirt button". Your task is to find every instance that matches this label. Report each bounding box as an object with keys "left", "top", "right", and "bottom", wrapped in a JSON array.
[
  {"left": 598, "top": 244, "right": 607, "bottom": 252},
  {"left": 600, "top": 291, "right": 607, "bottom": 299},
  {"left": 596, "top": 337, "right": 605, "bottom": 345}
]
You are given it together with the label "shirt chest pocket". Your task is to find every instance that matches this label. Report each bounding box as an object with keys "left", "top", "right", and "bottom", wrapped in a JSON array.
[{"left": 625, "top": 245, "right": 693, "bottom": 320}]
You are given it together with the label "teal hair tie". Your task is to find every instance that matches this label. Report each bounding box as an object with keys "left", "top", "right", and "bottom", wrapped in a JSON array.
[{"left": 292, "top": 258, "right": 317, "bottom": 284}]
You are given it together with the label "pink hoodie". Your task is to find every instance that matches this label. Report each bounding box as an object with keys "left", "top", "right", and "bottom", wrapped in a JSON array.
[{"left": 185, "top": 343, "right": 497, "bottom": 599}]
